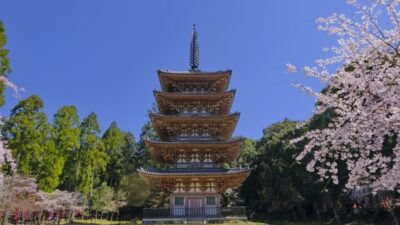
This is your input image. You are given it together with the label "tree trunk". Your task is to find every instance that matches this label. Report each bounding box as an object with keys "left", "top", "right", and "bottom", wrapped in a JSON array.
[
  {"left": 329, "top": 196, "right": 342, "bottom": 225},
  {"left": 90, "top": 172, "right": 94, "bottom": 199},
  {"left": 109, "top": 173, "right": 114, "bottom": 188},
  {"left": 291, "top": 208, "right": 297, "bottom": 220},
  {"left": 313, "top": 202, "right": 322, "bottom": 223},
  {"left": 2, "top": 211, "right": 9, "bottom": 225},
  {"left": 57, "top": 213, "right": 61, "bottom": 225},
  {"left": 39, "top": 211, "right": 44, "bottom": 225},
  {"left": 116, "top": 212, "right": 120, "bottom": 222},
  {"left": 29, "top": 211, "right": 33, "bottom": 225},
  {"left": 69, "top": 210, "right": 74, "bottom": 223},
  {"left": 21, "top": 212, "right": 25, "bottom": 225},
  {"left": 298, "top": 204, "right": 308, "bottom": 220},
  {"left": 389, "top": 208, "right": 399, "bottom": 225},
  {"left": 110, "top": 213, "right": 114, "bottom": 222},
  {"left": 89, "top": 172, "right": 94, "bottom": 222}
]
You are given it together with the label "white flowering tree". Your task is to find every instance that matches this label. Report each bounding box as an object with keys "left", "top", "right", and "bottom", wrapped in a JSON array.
[
  {"left": 35, "top": 190, "right": 85, "bottom": 223},
  {"left": 0, "top": 175, "right": 38, "bottom": 225},
  {"left": 287, "top": 0, "right": 400, "bottom": 216}
]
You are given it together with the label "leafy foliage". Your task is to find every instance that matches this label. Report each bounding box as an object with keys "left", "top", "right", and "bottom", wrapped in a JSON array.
[
  {"left": 91, "top": 182, "right": 116, "bottom": 213},
  {"left": 240, "top": 120, "right": 311, "bottom": 214},
  {"left": 234, "top": 137, "right": 257, "bottom": 168},
  {"left": 0, "top": 21, "right": 12, "bottom": 107},
  {"left": 136, "top": 121, "right": 157, "bottom": 168},
  {"left": 120, "top": 132, "right": 138, "bottom": 175},
  {"left": 119, "top": 173, "right": 150, "bottom": 207}
]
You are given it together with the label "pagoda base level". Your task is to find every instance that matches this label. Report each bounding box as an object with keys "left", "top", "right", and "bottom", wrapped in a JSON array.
[
  {"left": 142, "top": 207, "right": 247, "bottom": 224},
  {"left": 142, "top": 217, "right": 248, "bottom": 224}
]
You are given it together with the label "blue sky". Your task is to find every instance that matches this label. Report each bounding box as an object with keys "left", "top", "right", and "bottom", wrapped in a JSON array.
[{"left": 0, "top": 1, "right": 351, "bottom": 139}]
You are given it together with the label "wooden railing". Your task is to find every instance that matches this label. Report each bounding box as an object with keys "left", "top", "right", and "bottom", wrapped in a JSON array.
[
  {"left": 143, "top": 207, "right": 246, "bottom": 219},
  {"left": 175, "top": 162, "right": 218, "bottom": 168}
]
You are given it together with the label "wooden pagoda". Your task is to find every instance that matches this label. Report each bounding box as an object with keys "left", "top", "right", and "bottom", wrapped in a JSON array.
[{"left": 139, "top": 26, "right": 250, "bottom": 223}]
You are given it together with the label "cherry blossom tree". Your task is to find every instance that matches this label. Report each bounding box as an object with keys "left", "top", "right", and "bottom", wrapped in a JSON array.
[
  {"left": 0, "top": 175, "right": 38, "bottom": 225},
  {"left": 36, "top": 190, "right": 85, "bottom": 224},
  {"left": 287, "top": 0, "right": 400, "bottom": 204}
]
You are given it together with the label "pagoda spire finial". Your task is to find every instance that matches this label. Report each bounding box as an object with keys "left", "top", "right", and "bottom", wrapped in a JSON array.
[{"left": 190, "top": 24, "right": 200, "bottom": 71}]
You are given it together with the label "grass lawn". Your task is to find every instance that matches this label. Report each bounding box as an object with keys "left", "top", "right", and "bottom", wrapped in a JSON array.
[
  {"left": 68, "top": 219, "right": 138, "bottom": 225},
  {"left": 264, "top": 222, "right": 325, "bottom": 225},
  {"left": 66, "top": 219, "right": 329, "bottom": 225},
  {"left": 66, "top": 219, "right": 388, "bottom": 225}
]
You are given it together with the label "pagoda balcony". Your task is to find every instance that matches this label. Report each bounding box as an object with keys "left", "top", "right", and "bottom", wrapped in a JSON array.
[
  {"left": 154, "top": 90, "right": 235, "bottom": 116},
  {"left": 142, "top": 206, "right": 247, "bottom": 221},
  {"left": 149, "top": 113, "right": 240, "bottom": 142},
  {"left": 174, "top": 162, "right": 219, "bottom": 169},
  {"left": 145, "top": 139, "right": 243, "bottom": 165},
  {"left": 138, "top": 167, "right": 250, "bottom": 193},
  {"left": 170, "top": 136, "right": 217, "bottom": 142},
  {"left": 177, "top": 112, "right": 218, "bottom": 116}
]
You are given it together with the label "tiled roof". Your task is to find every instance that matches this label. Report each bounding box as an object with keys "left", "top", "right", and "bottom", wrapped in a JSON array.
[
  {"left": 157, "top": 69, "right": 232, "bottom": 75},
  {"left": 149, "top": 112, "right": 240, "bottom": 120},
  {"left": 138, "top": 167, "right": 250, "bottom": 176},
  {"left": 145, "top": 138, "right": 243, "bottom": 145},
  {"left": 154, "top": 89, "right": 236, "bottom": 98}
]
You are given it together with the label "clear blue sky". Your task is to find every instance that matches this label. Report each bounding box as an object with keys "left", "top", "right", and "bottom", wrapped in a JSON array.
[{"left": 0, "top": 1, "right": 351, "bottom": 140}]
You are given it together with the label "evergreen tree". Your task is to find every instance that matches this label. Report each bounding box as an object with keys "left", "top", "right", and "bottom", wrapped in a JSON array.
[
  {"left": 53, "top": 105, "right": 81, "bottom": 191},
  {"left": 102, "top": 121, "right": 124, "bottom": 188},
  {"left": 2, "top": 95, "right": 62, "bottom": 191},
  {"left": 2, "top": 95, "right": 45, "bottom": 175},
  {"left": 234, "top": 137, "right": 257, "bottom": 167},
  {"left": 77, "top": 113, "right": 108, "bottom": 195},
  {"left": 240, "top": 119, "right": 313, "bottom": 217},
  {"left": 120, "top": 131, "right": 137, "bottom": 174},
  {"left": 37, "top": 139, "right": 64, "bottom": 192},
  {"left": 136, "top": 121, "right": 157, "bottom": 168},
  {"left": 0, "top": 21, "right": 12, "bottom": 107}
]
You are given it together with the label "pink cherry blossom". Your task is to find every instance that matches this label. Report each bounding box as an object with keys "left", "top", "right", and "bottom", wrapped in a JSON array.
[{"left": 289, "top": 0, "right": 400, "bottom": 195}]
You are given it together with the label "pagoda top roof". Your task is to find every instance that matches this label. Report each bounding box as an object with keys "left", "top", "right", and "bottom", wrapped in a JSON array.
[
  {"left": 138, "top": 167, "right": 249, "bottom": 176},
  {"left": 145, "top": 138, "right": 243, "bottom": 146},
  {"left": 149, "top": 112, "right": 240, "bottom": 121},
  {"left": 157, "top": 70, "right": 232, "bottom": 93},
  {"left": 154, "top": 89, "right": 236, "bottom": 98},
  {"left": 157, "top": 69, "right": 232, "bottom": 76}
]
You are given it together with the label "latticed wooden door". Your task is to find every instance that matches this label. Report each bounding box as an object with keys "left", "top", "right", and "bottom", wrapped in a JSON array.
[{"left": 187, "top": 198, "right": 203, "bottom": 217}]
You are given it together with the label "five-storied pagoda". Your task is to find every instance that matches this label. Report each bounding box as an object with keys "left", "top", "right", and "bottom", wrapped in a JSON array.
[{"left": 139, "top": 26, "right": 250, "bottom": 223}]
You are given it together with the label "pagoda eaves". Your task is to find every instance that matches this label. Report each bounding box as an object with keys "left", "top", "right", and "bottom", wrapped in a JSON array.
[
  {"left": 157, "top": 69, "right": 232, "bottom": 93},
  {"left": 154, "top": 90, "right": 235, "bottom": 116},
  {"left": 138, "top": 167, "right": 249, "bottom": 193},
  {"left": 145, "top": 139, "right": 243, "bottom": 164},
  {"left": 149, "top": 112, "right": 240, "bottom": 142}
]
